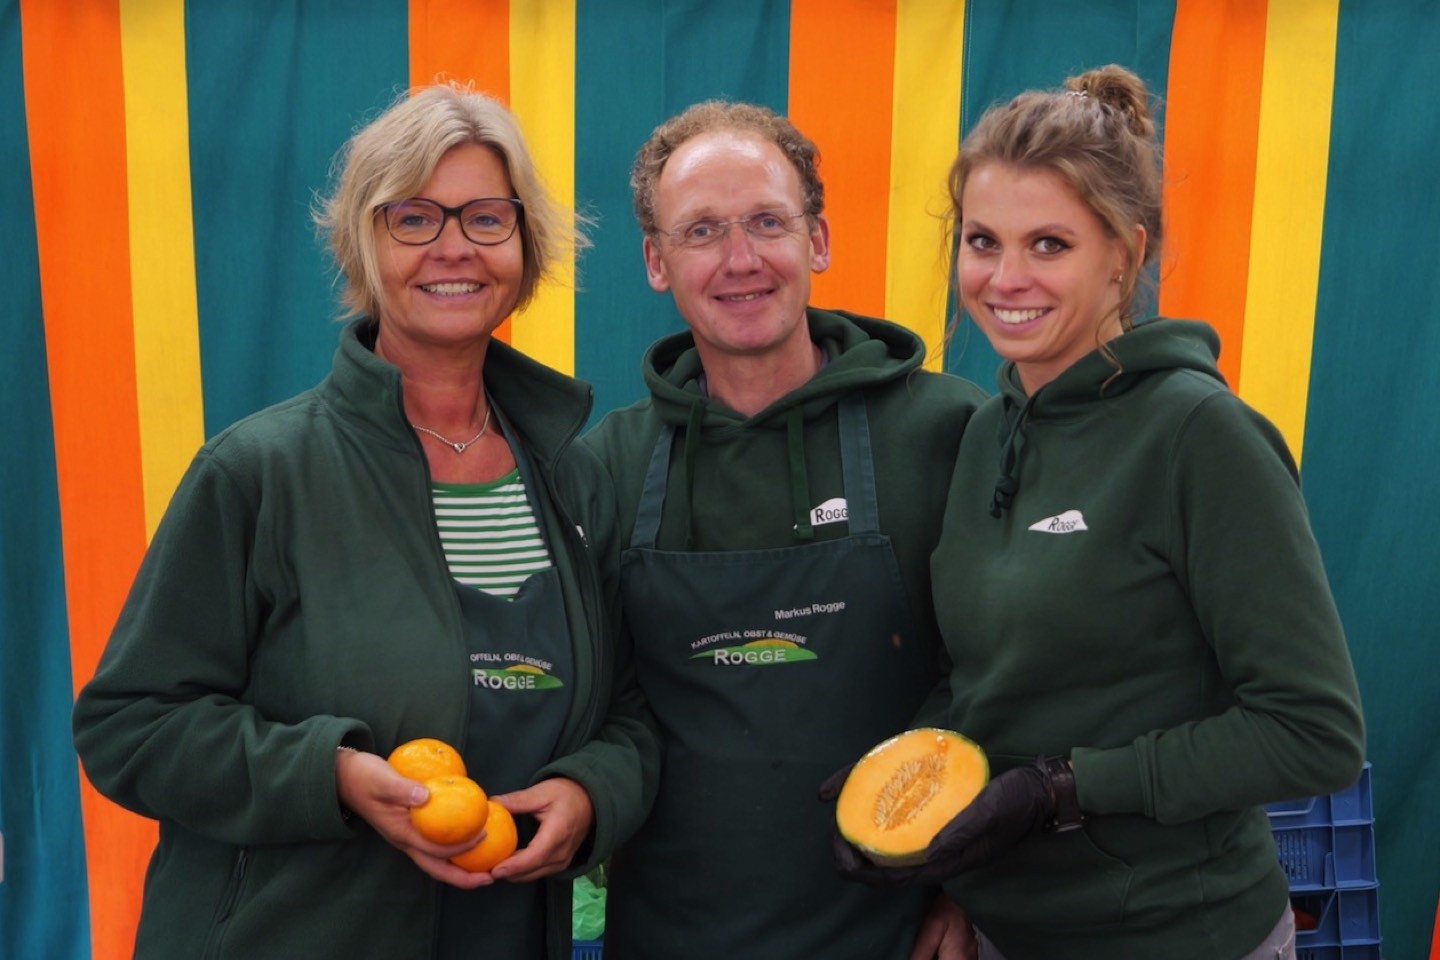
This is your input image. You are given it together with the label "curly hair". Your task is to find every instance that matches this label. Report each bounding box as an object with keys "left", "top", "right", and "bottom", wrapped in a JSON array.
[{"left": 630, "top": 100, "right": 825, "bottom": 235}]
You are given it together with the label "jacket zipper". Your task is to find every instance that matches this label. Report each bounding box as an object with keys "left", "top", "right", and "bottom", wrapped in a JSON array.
[
  {"left": 541, "top": 474, "right": 605, "bottom": 751},
  {"left": 201, "top": 847, "right": 248, "bottom": 960}
]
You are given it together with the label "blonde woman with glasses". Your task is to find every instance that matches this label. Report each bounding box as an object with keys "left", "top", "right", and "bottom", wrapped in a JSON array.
[{"left": 74, "top": 84, "right": 658, "bottom": 960}]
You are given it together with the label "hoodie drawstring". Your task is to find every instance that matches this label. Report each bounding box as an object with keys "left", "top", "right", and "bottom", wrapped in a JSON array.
[
  {"left": 672, "top": 400, "right": 819, "bottom": 545},
  {"left": 991, "top": 392, "right": 1038, "bottom": 518},
  {"left": 787, "top": 406, "right": 814, "bottom": 540},
  {"left": 680, "top": 399, "right": 705, "bottom": 549}
]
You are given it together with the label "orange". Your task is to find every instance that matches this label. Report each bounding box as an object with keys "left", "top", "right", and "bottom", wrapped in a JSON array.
[
  {"left": 387, "top": 738, "right": 467, "bottom": 782},
  {"left": 410, "top": 775, "right": 489, "bottom": 845},
  {"left": 450, "top": 800, "right": 518, "bottom": 873}
]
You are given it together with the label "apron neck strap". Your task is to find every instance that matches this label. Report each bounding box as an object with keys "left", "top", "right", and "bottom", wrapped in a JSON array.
[
  {"left": 628, "top": 391, "right": 879, "bottom": 549},
  {"left": 631, "top": 426, "right": 674, "bottom": 549},
  {"left": 836, "top": 392, "right": 879, "bottom": 534}
]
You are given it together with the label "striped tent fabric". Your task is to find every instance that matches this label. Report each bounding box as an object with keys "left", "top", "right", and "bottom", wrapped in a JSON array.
[{"left": 3, "top": 2, "right": 1437, "bottom": 957}]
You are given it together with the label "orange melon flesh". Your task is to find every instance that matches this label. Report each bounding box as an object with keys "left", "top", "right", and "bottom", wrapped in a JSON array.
[{"left": 835, "top": 728, "right": 989, "bottom": 866}]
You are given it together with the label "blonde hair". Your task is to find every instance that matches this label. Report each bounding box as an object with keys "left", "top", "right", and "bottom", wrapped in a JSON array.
[
  {"left": 317, "top": 82, "right": 587, "bottom": 319},
  {"left": 948, "top": 64, "right": 1162, "bottom": 330},
  {"left": 630, "top": 100, "right": 825, "bottom": 235}
]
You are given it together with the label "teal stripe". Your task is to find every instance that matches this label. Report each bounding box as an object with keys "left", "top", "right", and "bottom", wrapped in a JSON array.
[
  {"left": 187, "top": 0, "right": 408, "bottom": 434},
  {"left": 0, "top": 6, "right": 91, "bottom": 958},
  {"left": 1305, "top": 3, "right": 1440, "bottom": 957},
  {"left": 944, "top": 0, "right": 1177, "bottom": 387},
  {"left": 574, "top": 0, "right": 791, "bottom": 425}
]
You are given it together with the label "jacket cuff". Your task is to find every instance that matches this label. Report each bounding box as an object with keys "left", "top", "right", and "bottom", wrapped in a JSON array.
[
  {"left": 531, "top": 760, "right": 610, "bottom": 877},
  {"left": 1069, "top": 745, "right": 1144, "bottom": 816}
]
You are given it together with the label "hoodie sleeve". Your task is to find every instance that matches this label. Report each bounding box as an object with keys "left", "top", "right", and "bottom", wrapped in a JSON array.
[
  {"left": 1073, "top": 390, "right": 1365, "bottom": 821},
  {"left": 71, "top": 450, "right": 369, "bottom": 846}
]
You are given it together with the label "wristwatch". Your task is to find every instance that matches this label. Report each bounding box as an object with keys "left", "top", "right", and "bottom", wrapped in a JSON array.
[{"left": 1038, "top": 755, "right": 1085, "bottom": 833}]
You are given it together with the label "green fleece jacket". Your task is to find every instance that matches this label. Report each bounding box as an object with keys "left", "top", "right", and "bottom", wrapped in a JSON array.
[
  {"left": 72, "top": 319, "right": 660, "bottom": 960},
  {"left": 932, "top": 319, "right": 1365, "bottom": 960},
  {"left": 582, "top": 308, "right": 988, "bottom": 957}
]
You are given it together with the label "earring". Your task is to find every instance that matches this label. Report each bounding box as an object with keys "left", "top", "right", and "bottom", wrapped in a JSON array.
[{"left": 1113, "top": 272, "right": 1124, "bottom": 283}]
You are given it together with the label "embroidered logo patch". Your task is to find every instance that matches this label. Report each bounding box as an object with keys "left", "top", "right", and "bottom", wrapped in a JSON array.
[
  {"left": 469, "top": 653, "right": 563, "bottom": 691},
  {"left": 691, "top": 636, "right": 819, "bottom": 666},
  {"left": 687, "top": 626, "right": 821, "bottom": 666},
  {"left": 471, "top": 665, "right": 564, "bottom": 690},
  {"left": 809, "top": 497, "right": 848, "bottom": 527},
  {"left": 1028, "top": 509, "right": 1088, "bottom": 534}
]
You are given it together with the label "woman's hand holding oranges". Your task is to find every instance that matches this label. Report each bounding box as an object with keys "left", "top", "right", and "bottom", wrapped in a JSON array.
[
  {"left": 335, "top": 738, "right": 589, "bottom": 885},
  {"left": 333, "top": 738, "right": 492, "bottom": 888},
  {"left": 485, "top": 776, "right": 594, "bottom": 882}
]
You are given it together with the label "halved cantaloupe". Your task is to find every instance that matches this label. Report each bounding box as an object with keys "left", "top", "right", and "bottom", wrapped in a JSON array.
[{"left": 835, "top": 728, "right": 989, "bottom": 866}]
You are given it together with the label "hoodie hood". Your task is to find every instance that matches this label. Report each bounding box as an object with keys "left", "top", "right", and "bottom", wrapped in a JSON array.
[
  {"left": 636, "top": 307, "right": 929, "bottom": 545},
  {"left": 640, "top": 307, "right": 928, "bottom": 429},
  {"left": 989, "top": 318, "right": 1226, "bottom": 517}
]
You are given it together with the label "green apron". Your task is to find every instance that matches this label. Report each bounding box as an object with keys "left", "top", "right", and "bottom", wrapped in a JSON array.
[
  {"left": 607, "top": 395, "right": 933, "bottom": 960},
  {"left": 434, "top": 451, "right": 573, "bottom": 959}
]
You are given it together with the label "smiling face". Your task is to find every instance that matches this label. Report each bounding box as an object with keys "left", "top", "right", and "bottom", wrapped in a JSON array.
[
  {"left": 642, "top": 130, "right": 830, "bottom": 367},
  {"left": 957, "top": 163, "right": 1141, "bottom": 394},
  {"left": 373, "top": 143, "right": 522, "bottom": 357}
]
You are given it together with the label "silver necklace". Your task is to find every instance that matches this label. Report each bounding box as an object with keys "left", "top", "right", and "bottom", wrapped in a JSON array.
[{"left": 410, "top": 404, "right": 493, "bottom": 454}]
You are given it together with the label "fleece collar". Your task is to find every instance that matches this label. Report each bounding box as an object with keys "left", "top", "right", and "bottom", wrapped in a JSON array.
[{"left": 320, "top": 318, "right": 593, "bottom": 470}]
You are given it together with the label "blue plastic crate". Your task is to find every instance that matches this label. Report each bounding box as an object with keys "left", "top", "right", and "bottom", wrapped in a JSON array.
[
  {"left": 1266, "top": 763, "right": 1373, "bottom": 828},
  {"left": 1291, "top": 886, "right": 1382, "bottom": 950},
  {"left": 1297, "top": 944, "right": 1381, "bottom": 960},
  {"left": 1272, "top": 820, "right": 1378, "bottom": 889},
  {"left": 572, "top": 939, "right": 603, "bottom": 960}
]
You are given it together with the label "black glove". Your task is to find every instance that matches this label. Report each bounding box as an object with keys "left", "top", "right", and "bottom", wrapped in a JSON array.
[
  {"left": 817, "top": 763, "right": 854, "bottom": 803},
  {"left": 828, "top": 756, "right": 1082, "bottom": 887}
]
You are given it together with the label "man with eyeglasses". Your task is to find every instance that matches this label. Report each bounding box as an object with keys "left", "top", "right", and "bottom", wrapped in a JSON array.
[{"left": 582, "top": 101, "right": 988, "bottom": 960}]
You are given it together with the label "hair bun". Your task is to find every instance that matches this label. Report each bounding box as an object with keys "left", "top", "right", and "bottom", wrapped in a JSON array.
[{"left": 1065, "top": 64, "right": 1154, "bottom": 139}]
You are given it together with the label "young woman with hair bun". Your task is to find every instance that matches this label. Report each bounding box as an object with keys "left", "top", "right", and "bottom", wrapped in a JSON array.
[{"left": 833, "top": 65, "right": 1365, "bottom": 960}]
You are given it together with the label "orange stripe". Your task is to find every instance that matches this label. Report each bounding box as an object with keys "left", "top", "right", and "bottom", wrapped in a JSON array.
[
  {"left": 788, "top": 0, "right": 896, "bottom": 318},
  {"left": 1159, "top": 0, "right": 1267, "bottom": 390},
  {"left": 408, "top": 0, "right": 509, "bottom": 97},
  {"left": 409, "top": 0, "right": 513, "bottom": 341},
  {"left": 20, "top": 1, "right": 156, "bottom": 957}
]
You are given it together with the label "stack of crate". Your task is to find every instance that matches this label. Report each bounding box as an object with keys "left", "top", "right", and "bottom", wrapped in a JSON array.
[{"left": 1267, "top": 762, "right": 1382, "bottom": 959}]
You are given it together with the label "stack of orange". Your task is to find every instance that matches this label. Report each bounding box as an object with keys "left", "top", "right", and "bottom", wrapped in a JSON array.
[{"left": 387, "top": 738, "right": 519, "bottom": 872}]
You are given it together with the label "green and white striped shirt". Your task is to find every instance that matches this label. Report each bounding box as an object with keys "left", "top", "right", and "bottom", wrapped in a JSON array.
[{"left": 431, "top": 471, "right": 552, "bottom": 599}]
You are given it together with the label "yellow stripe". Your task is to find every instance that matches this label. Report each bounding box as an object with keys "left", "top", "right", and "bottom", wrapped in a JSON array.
[
  {"left": 1240, "top": 0, "right": 1339, "bottom": 464},
  {"left": 508, "top": 0, "right": 577, "bottom": 375},
  {"left": 119, "top": 0, "right": 205, "bottom": 537},
  {"left": 886, "top": 0, "right": 965, "bottom": 371}
]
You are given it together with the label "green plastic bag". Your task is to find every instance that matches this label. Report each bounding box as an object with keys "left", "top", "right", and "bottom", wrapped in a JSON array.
[{"left": 572, "top": 870, "right": 606, "bottom": 941}]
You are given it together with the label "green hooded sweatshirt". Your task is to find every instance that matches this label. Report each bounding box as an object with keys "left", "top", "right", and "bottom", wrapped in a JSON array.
[
  {"left": 932, "top": 318, "right": 1365, "bottom": 960},
  {"left": 583, "top": 308, "right": 988, "bottom": 959}
]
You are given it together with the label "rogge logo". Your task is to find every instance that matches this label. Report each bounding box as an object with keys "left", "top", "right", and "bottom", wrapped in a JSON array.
[
  {"left": 1028, "top": 509, "right": 1088, "bottom": 534},
  {"left": 810, "top": 497, "right": 848, "bottom": 527},
  {"left": 691, "top": 637, "right": 818, "bottom": 666},
  {"left": 472, "top": 664, "right": 564, "bottom": 691}
]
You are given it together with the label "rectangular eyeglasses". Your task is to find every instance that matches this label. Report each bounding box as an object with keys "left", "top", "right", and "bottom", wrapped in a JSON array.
[{"left": 380, "top": 197, "right": 523, "bottom": 246}]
